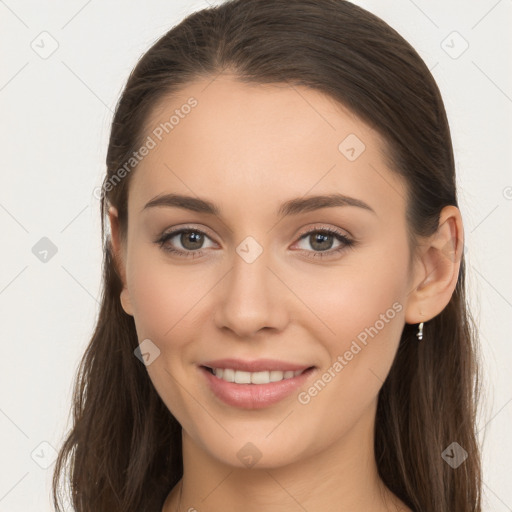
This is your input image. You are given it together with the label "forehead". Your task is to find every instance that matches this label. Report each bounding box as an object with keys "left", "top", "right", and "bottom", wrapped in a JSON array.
[{"left": 128, "top": 75, "right": 406, "bottom": 219}]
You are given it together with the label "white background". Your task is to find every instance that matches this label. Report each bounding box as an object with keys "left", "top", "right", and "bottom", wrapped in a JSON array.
[{"left": 0, "top": 0, "right": 511, "bottom": 510}]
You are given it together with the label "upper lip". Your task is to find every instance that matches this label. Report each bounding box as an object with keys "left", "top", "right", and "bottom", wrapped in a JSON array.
[{"left": 201, "top": 358, "right": 314, "bottom": 372}]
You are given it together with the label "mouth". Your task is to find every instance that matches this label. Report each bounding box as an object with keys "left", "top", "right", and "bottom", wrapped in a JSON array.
[{"left": 199, "top": 363, "right": 317, "bottom": 409}]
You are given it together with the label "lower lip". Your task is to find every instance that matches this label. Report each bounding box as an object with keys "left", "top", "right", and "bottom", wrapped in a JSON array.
[{"left": 199, "top": 366, "right": 316, "bottom": 409}]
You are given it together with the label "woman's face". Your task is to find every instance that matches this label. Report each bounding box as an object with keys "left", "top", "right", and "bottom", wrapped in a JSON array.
[{"left": 111, "top": 75, "right": 418, "bottom": 469}]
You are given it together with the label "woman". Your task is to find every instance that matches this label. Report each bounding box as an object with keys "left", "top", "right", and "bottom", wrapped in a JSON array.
[{"left": 52, "top": 0, "right": 482, "bottom": 510}]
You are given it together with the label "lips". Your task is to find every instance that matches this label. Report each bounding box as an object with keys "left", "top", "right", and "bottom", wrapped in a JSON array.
[{"left": 198, "top": 358, "right": 317, "bottom": 409}]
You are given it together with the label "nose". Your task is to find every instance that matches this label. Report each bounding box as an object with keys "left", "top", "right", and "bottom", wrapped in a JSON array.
[{"left": 213, "top": 246, "right": 289, "bottom": 338}]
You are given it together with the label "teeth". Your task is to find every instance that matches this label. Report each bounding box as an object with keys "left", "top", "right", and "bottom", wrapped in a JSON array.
[
  {"left": 210, "top": 367, "right": 305, "bottom": 384},
  {"left": 235, "top": 370, "right": 251, "bottom": 384}
]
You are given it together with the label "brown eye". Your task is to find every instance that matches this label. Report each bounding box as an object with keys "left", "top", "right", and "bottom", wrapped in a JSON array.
[
  {"left": 179, "top": 230, "right": 205, "bottom": 250},
  {"left": 155, "top": 227, "right": 216, "bottom": 257},
  {"left": 293, "top": 227, "right": 355, "bottom": 260},
  {"left": 308, "top": 232, "right": 335, "bottom": 251}
]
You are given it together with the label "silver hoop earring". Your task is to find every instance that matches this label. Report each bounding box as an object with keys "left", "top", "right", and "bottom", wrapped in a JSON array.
[{"left": 416, "top": 321, "right": 424, "bottom": 341}]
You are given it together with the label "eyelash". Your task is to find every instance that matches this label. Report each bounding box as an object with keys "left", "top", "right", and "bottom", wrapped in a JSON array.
[{"left": 154, "top": 225, "right": 355, "bottom": 260}]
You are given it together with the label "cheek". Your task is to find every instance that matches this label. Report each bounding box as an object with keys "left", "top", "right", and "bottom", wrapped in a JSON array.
[
  {"left": 128, "top": 269, "right": 173, "bottom": 339},
  {"left": 292, "top": 267, "right": 406, "bottom": 440},
  {"left": 301, "top": 241, "right": 407, "bottom": 338},
  {"left": 293, "top": 235, "right": 408, "bottom": 406},
  {"left": 125, "top": 248, "right": 209, "bottom": 425},
  {"left": 126, "top": 246, "right": 183, "bottom": 339},
  {"left": 126, "top": 244, "right": 216, "bottom": 348}
]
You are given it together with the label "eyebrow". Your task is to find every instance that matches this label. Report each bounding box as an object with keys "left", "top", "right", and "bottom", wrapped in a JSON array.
[{"left": 141, "top": 192, "right": 376, "bottom": 217}]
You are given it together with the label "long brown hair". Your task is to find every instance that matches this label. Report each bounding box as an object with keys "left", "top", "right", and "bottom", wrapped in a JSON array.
[{"left": 52, "top": 1, "right": 482, "bottom": 510}]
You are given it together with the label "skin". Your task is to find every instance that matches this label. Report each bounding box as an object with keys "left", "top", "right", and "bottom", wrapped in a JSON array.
[{"left": 108, "top": 75, "right": 463, "bottom": 512}]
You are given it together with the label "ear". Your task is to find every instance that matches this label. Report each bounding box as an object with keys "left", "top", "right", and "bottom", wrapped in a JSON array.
[
  {"left": 404, "top": 205, "right": 464, "bottom": 324},
  {"left": 108, "top": 206, "right": 134, "bottom": 316}
]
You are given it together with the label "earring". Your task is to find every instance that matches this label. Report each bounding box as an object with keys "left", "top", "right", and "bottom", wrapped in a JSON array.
[{"left": 416, "top": 321, "right": 424, "bottom": 341}]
